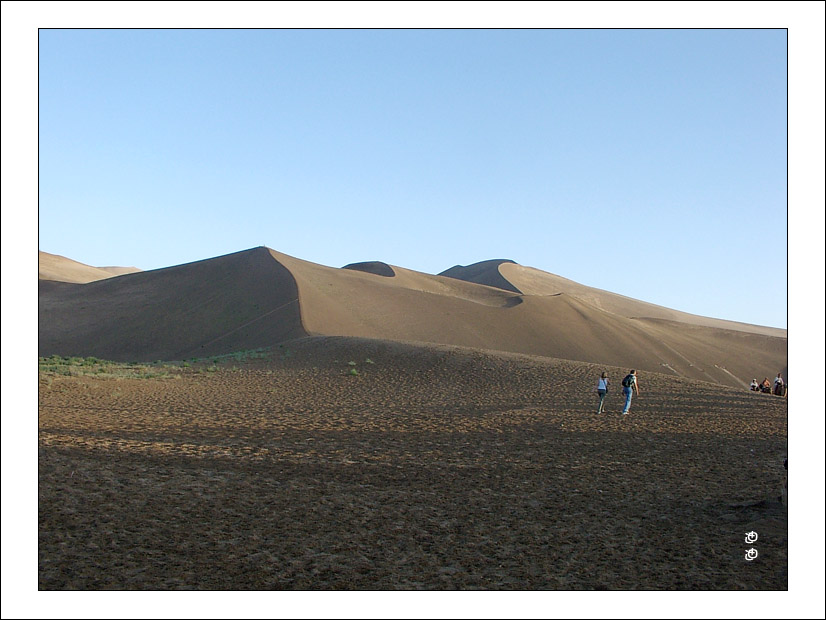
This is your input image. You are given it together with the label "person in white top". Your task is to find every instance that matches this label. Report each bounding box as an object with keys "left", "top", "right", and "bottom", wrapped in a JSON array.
[
  {"left": 596, "top": 372, "right": 610, "bottom": 413},
  {"left": 773, "top": 373, "right": 785, "bottom": 396}
]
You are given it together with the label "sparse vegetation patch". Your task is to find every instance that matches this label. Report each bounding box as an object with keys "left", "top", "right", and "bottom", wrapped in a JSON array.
[{"left": 38, "top": 355, "right": 176, "bottom": 380}]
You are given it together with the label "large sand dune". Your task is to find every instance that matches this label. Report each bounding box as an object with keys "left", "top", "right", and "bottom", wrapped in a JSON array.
[
  {"left": 38, "top": 246, "right": 787, "bottom": 387},
  {"left": 39, "top": 248, "right": 306, "bottom": 361},
  {"left": 442, "top": 259, "right": 786, "bottom": 338}
]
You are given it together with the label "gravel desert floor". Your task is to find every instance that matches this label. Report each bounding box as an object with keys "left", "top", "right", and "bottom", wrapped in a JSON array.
[{"left": 38, "top": 337, "right": 788, "bottom": 590}]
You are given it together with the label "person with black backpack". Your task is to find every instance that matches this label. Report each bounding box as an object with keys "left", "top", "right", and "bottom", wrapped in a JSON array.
[{"left": 620, "top": 369, "right": 640, "bottom": 415}]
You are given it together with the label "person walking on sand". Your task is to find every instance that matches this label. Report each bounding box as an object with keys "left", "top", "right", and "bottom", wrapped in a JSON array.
[
  {"left": 596, "top": 372, "right": 610, "bottom": 413},
  {"left": 620, "top": 369, "right": 640, "bottom": 415}
]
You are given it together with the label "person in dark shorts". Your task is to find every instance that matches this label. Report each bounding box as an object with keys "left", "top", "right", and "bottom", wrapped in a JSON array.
[{"left": 596, "top": 371, "right": 610, "bottom": 413}]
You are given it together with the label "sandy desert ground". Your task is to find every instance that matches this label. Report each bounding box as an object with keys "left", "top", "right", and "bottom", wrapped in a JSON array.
[{"left": 38, "top": 337, "right": 787, "bottom": 590}]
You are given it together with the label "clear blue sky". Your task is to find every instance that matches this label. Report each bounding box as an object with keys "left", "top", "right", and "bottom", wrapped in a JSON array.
[{"left": 38, "top": 28, "right": 787, "bottom": 327}]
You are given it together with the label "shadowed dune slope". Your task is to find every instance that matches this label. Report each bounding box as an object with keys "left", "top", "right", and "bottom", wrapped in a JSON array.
[
  {"left": 342, "top": 261, "right": 396, "bottom": 277},
  {"left": 39, "top": 251, "right": 141, "bottom": 284},
  {"left": 39, "top": 247, "right": 306, "bottom": 362},
  {"left": 439, "top": 259, "right": 521, "bottom": 293},
  {"left": 39, "top": 247, "right": 787, "bottom": 387}
]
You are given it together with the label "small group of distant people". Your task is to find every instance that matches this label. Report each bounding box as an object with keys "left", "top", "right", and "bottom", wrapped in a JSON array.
[
  {"left": 750, "top": 373, "right": 786, "bottom": 397},
  {"left": 596, "top": 369, "right": 639, "bottom": 415}
]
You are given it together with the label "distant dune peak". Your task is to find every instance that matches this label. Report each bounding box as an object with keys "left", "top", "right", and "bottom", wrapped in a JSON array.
[
  {"left": 39, "top": 251, "right": 142, "bottom": 284},
  {"left": 342, "top": 261, "right": 396, "bottom": 277},
  {"left": 441, "top": 258, "right": 517, "bottom": 273},
  {"left": 439, "top": 259, "right": 522, "bottom": 294}
]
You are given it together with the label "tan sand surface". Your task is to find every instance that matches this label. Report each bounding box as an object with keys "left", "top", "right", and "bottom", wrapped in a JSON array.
[
  {"left": 39, "top": 337, "right": 787, "bottom": 590},
  {"left": 39, "top": 251, "right": 140, "bottom": 283},
  {"left": 448, "top": 260, "right": 786, "bottom": 338},
  {"left": 271, "top": 249, "right": 786, "bottom": 388}
]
